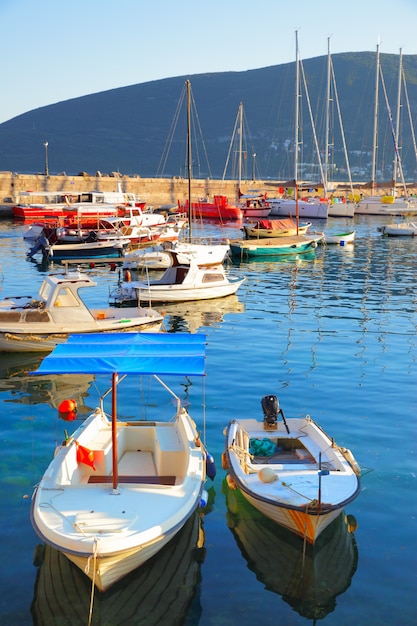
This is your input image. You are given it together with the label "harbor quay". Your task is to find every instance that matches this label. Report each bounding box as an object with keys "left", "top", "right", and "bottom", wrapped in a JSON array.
[{"left": 1, "top": 171, "right": 415, "bottom": 217}]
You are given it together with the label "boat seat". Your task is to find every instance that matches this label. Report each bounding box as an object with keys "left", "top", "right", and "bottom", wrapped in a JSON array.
[{"left": 88, "top": 475, "right": 176, "bottom": 485}]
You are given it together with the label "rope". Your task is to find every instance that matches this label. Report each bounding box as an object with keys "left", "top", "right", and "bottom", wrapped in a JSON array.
[{"left": 86, "top": 538, "right": 98, "bottom": 626}]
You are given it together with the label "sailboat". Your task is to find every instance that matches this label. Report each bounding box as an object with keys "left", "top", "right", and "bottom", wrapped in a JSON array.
[
  {"left": 222, "top": 102, "right": 271, "bottom": 219},
  {"left": 324, "top": 38, "right": 356, "bottom": 218},
  {"left": 269, "top": 33, "right": 328, "bottom": 220},
  {"left": 355, "top": 45, "right": 417, "bottom": 216}
]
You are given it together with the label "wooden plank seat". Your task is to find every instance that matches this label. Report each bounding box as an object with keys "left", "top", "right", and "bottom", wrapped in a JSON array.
[{"left": 88, "top": 475, "right": 176, "bottom": 485}]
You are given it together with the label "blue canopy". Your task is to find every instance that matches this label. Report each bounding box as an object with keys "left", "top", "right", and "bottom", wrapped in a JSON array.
[{"left": 31, "top": 332, "right": 207, "bottom": 376}]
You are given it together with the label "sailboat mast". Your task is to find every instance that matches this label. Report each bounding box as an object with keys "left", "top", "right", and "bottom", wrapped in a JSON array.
[
  {"left": 371, "top": 43, "right": 380, "bottom": 195},
  {"left": 238, "top": 102, "right": 243, "bottom": 192},
  {"left": 294, "top": 31, "right": 301, "bottom": 232},
  {"left": 393, "top": 48, "right": 403, "bottom": 189},
  {"left": 294, "top": 30, "right": 300, "bottom": 187},
  {"left": 186, "top": 80, "right": 192, "bottom": 241},
  {"left": 324, "top": 37, "right": 331, "bottom": 193}
]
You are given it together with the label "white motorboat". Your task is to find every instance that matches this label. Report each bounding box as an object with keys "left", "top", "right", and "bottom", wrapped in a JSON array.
[
  {"left": 268, "top": 198, "right": 329, "bottom": 219},
  {"left": 111, "top": 250, "right": 245, "bottom": 304},
  {"left": 224, "top": 394, "right": 360, "bottom": 544},
  {"left": 0, "top": 269, "right": 163, "bottom": 352},
  {"left": 378, "top": 221, "right": 417, "bottom": 236},
  {"left": 30, "top": 332, "right": 210, "bottom": 591},
  {"left": 123, "top": 240, "right": 231, "bottom": 271}
]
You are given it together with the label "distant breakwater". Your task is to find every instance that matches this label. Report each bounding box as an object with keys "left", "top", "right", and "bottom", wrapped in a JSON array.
[{"left": 0, "top": 171, "right": 412, "bottom": 217}]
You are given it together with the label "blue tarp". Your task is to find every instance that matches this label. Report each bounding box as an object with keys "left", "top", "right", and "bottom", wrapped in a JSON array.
[{"left": 31, "top": 332, "right": 207, "bottom": 376}]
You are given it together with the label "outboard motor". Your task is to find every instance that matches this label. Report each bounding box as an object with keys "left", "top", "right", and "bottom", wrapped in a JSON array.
[
  {"left": 261, "top": 395, "right": 279, "bottom": 430},
  {"left": 261, "top": 394, "right": 290, "bottom": 433}
]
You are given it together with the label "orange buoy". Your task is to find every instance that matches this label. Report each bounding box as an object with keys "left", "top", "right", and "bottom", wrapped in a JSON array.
[
  {"left": 124, "top": 269, "right": 131, "bottom": 282},
  {"left": 58, "top": 398, "right": 77, "bottom": 413}
]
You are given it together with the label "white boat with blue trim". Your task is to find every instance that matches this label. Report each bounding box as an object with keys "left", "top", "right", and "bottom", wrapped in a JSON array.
[{"left": 224, "top": 394, "right": 360, "bottom": 544}]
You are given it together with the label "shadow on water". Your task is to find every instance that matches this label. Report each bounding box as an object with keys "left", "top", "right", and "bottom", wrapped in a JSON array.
[{"left": 223, "top": 479, "right": 358, "bottom": 621}]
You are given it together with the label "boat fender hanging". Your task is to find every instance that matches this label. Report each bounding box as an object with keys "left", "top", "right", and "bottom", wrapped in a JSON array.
[
  {"left": 199, "top": 489, "right": 209, "bottom": 508},
  {"left": 206, "top": 453, "right": 216, "bottom": 480},
  {"left": 226, "top": 474, "right": 237, "bottom": 490},
  {"left": 258, "top": 467, "right": 278, "bottom": 483},
  {"left": 124, "top": 269, "right": 131, "bottom": 282},
  {"left": 221, "top": 450, "right": 229, "bottom": 470}
]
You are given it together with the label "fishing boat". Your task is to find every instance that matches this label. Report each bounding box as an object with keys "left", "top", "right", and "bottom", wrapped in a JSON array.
[
  {"left": 239, "top": 193, "right": 271, "bottom": 219},
  {"left": 243, "top": 218, "right": 311, "bottom": 239},
  {"left": 26, "top": 227, "right": 129, "bottom": 260},
  {"left": 30, "top": 332, "right": 210, "bottom": 591},
  {"left": 0, "top": 268, "right": 163, "bottom": 352},
  {"left": 178, "top": 195, "right": 242, "bottom": 221},
  {"left": 378, "top": 221, "right": 417, "bottom": 236},
  {"left": 224, "top": 481, "right": 358, "bottom": 620},
  {"left": 32, "top": 510, "right": 205, "bottom": 625},
  {"left": 229, "top": 233, "right": 323, "bottom": 259},
  {"left": 223, "top": 394, "right": 360, "bottom": 543},
  {"left": 111, "top": 249, "right": 245, "bottom": 304}
]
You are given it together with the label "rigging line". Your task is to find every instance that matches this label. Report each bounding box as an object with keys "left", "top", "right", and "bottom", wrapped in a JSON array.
[
  {"left": 401, "top": 66, "right": 417, "bottom": 168},
  {"left": 189, "top": 87, "right": 213, "bottom": 179},
  {"left": 299, "top": 57, "right": 326, "bottom": 189},
  {"left": 379, "top": 65, "right": 407, "bottom": 195},
  {"left": 156, "top": 85, "right": 186, "bottom": 176},
  {"left": 330, "top": 59, "right": 354, "bottom": 197}
]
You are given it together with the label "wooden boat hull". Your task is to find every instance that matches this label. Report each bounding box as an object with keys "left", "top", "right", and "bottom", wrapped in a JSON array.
[
  {"left": 229, "top": 235, "right": 321, "bottom": 258},
  {"left": 224, "top": 414, "right": 360, "bottom": 544},
  {"left": 243, "top": 220, "right": 311, "bottom": 239}
]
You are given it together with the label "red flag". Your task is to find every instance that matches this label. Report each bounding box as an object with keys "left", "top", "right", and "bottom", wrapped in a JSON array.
[{"left": 75, "top": 442, "right": 96, "bottom": 470}]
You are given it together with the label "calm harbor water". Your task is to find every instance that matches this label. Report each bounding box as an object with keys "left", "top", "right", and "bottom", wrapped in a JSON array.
[{"left": 0, "top": 215, "right": 416, "bottom": 625}]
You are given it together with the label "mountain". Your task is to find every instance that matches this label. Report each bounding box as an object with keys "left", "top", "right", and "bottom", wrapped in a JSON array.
[{"left": 1, "top": 52, "right": 417, "bottom": 182}]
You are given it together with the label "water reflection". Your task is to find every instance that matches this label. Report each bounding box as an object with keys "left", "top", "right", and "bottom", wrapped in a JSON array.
[
  {"left": 31, "top": 508, "right": 206, "bottom": 626},
  {"left": 0, "top": 352, "right": 93, "bottom": 414},
  {"left": 161, "top": 295, "right": 245, "bottom": 333},
  {"left": 224, "top": 481, "right": 358, "bottom": 621}
]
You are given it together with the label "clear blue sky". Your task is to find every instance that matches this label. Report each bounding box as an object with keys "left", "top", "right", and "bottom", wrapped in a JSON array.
[{"left": 1, "top": 0, "right": 416, "bottom": 124}]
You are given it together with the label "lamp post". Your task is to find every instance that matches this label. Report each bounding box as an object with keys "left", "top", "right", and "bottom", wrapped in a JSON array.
[
  {"left": 43, "top": 141, "right": 49, "bottom": 176},
  {"left": 252, "top": 153, "right": 256, "bottom": 181}
]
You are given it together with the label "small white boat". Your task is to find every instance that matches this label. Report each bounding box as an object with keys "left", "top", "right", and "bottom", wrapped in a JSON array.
[
  {"left": 0, "top": 269, "right": 163, "bottom": 352},
  {"left": 111, "top": 250, "right": 245, "bottom": 304},
  {"left": 239, "top": 193, "right": 271, "bottom": 218},
  {"left": 27, "top": 229, "right": 129, "bottom": 260},
  {"left": 322, "top": 231, "right": 356, "bottom": 245},
  {"left": 378, "top": 222, "right": 417, "bottom": 236},
  {"left": 224, "top": 394, "right": 360, "bottom": 544},
  {"left": 243, "top": 218, "right": 311, "bottom": 239},
  {"left": 30, "top": 332, "right": 210, "bottom": 592},
  {"left": 123, "top": 240, "right": 230, "bottom": 271}
]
